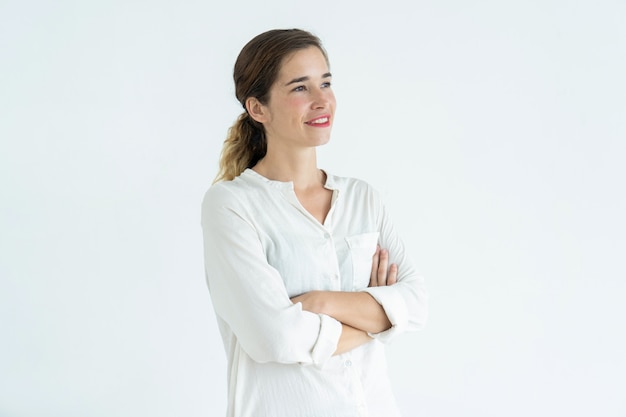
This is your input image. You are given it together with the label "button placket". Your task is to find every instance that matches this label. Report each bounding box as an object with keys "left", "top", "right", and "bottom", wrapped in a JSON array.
[
  {"left": 345, "top": 356, "right": 367, "bottom": 416},
  {"left": 321, "top": 229, "right": 341, "bottom": 288}
]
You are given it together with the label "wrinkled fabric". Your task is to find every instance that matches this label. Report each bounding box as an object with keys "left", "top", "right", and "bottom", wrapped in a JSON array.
[{"left": 201, "top": 169, "right": 428, "bottom": 417}]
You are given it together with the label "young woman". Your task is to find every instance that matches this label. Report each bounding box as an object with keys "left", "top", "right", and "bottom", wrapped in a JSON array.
[{"left": 201, "top": 28, "right": 428, "bottom": 417}]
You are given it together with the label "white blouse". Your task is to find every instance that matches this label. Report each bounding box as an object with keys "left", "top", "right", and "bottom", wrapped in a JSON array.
[{"left": 201, "top": 169, "right": 428, "bottom": 417}]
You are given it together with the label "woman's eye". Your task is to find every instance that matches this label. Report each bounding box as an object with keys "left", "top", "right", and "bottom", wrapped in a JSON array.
[
  {"left": 322, "top": 81, "right": 332, "bottom": 88},
  {"left": 293, "top": 85, "right": 306, "bottom": 92}
]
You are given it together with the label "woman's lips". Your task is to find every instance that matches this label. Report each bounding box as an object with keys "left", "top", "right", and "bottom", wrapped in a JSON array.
[{"left": 305, "top": 116, "right": 331, "bottom": 127}]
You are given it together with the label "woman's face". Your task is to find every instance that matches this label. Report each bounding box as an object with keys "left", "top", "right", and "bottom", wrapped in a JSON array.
[{"left": 254, "top": 46, "right": 336, "bottom": 151}]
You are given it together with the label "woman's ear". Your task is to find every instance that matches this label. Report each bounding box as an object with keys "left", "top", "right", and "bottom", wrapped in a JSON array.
[{"left": 245, "top": 97, "right": 269, "bottom": 124}]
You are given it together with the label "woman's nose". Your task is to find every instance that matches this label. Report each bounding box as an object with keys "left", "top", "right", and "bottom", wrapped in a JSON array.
[{"left": 311, "top": 88, "right": 331, "bottom": 108}]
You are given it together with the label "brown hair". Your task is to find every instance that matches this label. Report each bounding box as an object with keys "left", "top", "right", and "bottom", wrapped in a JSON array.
[{"left": 213, "top": 28, "right": 329, "bottom": 183}]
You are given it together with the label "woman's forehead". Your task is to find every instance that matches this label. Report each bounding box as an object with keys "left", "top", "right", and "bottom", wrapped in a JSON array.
[{"left": 277, "top": 47, "right": 330, "bottom": 81}]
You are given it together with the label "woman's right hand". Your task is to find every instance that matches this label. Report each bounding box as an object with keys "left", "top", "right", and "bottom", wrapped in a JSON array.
[{"left": 369, "top": 245, "right": 398, "bottom": 287}]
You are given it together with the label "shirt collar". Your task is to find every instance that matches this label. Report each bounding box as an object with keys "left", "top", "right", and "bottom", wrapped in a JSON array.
[{"left": 242, "top": 168, "right": 340, "bottom": 192}]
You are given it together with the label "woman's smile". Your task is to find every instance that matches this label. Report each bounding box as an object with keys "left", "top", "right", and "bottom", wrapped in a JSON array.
[{"left": 304, "top": 115, "right": 331, "bottom": 127}]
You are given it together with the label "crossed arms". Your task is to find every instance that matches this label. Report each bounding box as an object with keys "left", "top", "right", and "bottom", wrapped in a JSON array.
[{"left": 291, "top": 246, "right": 397, "bottom": 355}]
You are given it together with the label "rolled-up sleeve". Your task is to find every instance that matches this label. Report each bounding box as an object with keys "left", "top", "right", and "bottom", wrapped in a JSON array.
[
  {"left": 201, "top": 185, "right": 342, "bottom": 365},
  {"left": 362, "top": 191, "right": 429, "bottom": 343}
]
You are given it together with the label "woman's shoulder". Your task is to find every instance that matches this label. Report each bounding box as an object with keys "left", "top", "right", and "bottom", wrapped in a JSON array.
[
  {"left": 202, "top": 168, "right": 285, "bottom": 210},
  {"left": 202, "top": 172, "right": 256, "bottom": 208}
]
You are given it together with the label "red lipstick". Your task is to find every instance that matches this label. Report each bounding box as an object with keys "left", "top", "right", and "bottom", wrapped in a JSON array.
[{"left": 304, "top": 115, "right": 331, "bottom": 127}]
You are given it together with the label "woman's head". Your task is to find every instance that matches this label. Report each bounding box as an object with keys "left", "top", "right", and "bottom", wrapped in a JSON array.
[{"left": 214, "top": 29, "right": 329, "bottom": 183}]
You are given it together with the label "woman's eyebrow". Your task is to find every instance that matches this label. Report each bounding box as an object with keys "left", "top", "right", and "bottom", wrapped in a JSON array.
[{"left": 284, "top": 72, "right": 332, "bottom": 86}]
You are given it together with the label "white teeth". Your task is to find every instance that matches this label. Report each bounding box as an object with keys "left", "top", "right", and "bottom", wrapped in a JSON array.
[{"left": 310, "top": 117, "right": 328, "bottom": 124}]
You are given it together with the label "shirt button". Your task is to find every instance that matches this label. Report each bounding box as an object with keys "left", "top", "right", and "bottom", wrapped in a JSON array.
[
  {"left": 323, "top": 232, "right": 331, "bottom": 239},
  {"left": 344, "top": 360, "right": 352, "bottom": 368}
]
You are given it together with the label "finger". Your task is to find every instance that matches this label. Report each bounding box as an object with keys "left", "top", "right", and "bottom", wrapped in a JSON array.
[
  {"left": 377, "top": 249, "right": 389, "bottom": 286},
  {"left": 387, "top": 264, "right": 398, "bottom": 285},
  {"left": 370, "top": 245, "right": 380, "bottom": 287}
]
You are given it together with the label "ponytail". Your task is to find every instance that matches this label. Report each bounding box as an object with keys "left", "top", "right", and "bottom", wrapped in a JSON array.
[{"left": 213, "top": 112, "right": 267, "bottom": 183}]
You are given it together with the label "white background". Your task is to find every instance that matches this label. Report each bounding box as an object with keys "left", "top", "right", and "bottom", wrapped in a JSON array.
[{"left": 1, "top": 1, "right": 625, "bottom": 416}]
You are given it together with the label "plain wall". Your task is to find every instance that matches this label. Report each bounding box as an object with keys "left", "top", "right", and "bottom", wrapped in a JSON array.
[{"left": 1, "top": 0, "right": 625, "bottom": 416}]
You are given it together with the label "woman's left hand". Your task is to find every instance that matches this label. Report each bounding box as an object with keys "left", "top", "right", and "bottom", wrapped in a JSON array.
[{"left": 369, "top": 245, "right": 398, "bottom": 287}]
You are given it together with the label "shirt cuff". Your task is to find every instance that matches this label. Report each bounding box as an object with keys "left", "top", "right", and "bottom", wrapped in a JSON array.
[
  {"left": 310, "top": 313, "right": 342, "bottom": 366},
  {"left": 361, "top": 286, "right": 409, "bottom": 343}
]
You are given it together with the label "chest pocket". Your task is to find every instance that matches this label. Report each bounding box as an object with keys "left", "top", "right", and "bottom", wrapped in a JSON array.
[{"left": 345, "top": 232, "right": 380, "bottom": 291}]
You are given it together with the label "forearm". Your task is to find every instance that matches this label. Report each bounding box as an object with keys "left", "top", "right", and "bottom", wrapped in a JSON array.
[
  {"left": 293, "top": 291, "right": 391, "bottom": 334},
  {"left": 334, "top": 324, "right": 372, "bottom": 355}
]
